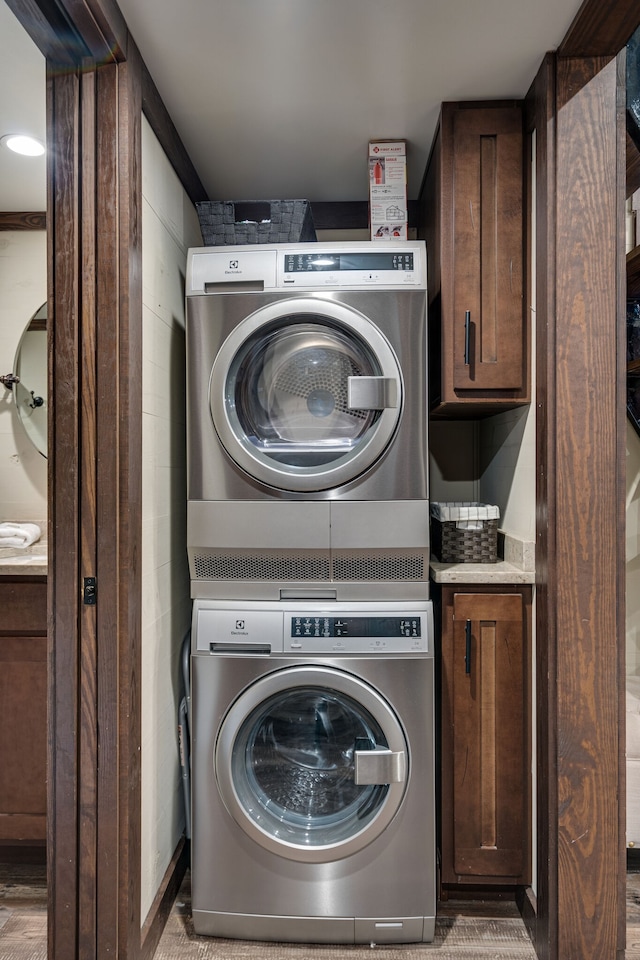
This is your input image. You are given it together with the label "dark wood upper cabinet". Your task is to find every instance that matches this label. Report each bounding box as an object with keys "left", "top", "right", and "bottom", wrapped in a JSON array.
[{"left": 418, "top": 101, "right": 529, "bottom": 417}]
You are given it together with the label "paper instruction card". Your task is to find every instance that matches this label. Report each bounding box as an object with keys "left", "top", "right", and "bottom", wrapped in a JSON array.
[{"left": 369, "top": 140, "right": 408, "bottom": 240}]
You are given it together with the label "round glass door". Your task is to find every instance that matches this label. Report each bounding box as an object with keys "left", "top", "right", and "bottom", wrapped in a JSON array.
[
  {"left": 209, "top": 299, "right": 402, "bottom": 491},
  {"left": 215, "top": 666, "right": 408, "bottom": 863}
]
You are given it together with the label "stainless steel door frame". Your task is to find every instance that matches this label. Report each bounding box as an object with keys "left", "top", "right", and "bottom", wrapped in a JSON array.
[
  {"left": 214, "top": 664, "right": 409, "bottom": 863},
  {"left": 208, "top": 299, "right": 403, "bottom": 492}
]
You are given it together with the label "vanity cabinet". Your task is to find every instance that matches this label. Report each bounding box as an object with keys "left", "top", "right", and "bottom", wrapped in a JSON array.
[
  {"left": 0, "top": 577, "right": 47, "bottom": 847},
  {"left": 419, "top": 101, "right": 529, "bottom": 416},
  {"left": 438, "top": 584, "right": 531, "bottom": 891}
]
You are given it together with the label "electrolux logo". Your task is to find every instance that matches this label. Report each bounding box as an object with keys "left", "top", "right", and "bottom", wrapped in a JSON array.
[
  {"left": 231, "top": 618, "right": 248, "bottom": 635},
  {"left": 225, "top": 259, "right": 241, "bottom": 275}
]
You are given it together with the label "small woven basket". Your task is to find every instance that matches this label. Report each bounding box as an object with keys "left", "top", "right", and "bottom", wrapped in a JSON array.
[
  {"left": 196, "top": 199, "right": 316, "bottom": 245},
  {"left": 430, "top": 502, "right": 499, "bottom": 564}
]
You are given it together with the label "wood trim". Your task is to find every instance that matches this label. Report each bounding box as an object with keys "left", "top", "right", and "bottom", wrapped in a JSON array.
[
  {"left": 558, "top": 0, "right": 640, "bottom": 58},
  {"left": 531, "top": 51, "right": 558, "bottom": 960},
  {"left": 47, "top": 66, "right": 81, "bottom": 960},
  {"left": 77, "top": 64, "right": 99, "bottom": 960},
  {"left": 535, "top": 53, "right": 625, "bottom": 960},
  {"left": 94, "top": 62, "right": 121, "bottom": 960},
  {"left": 4, "top": 0, "right": 125, "bottom": 70},
  {"left": 310, "top": 200, "right": 419, "bottom": 231},
  {"left": 310, "top": 201, "right": 369, "bottom": 230},
  {"left": 555, "top": 56, "right": 622, "bottom": 959},
  {"left": 58, "top": 0, "right": 127, "bottom": 60},
  {"left": 616, "top": 49, "right": 629, "bottom": 959},
  {"left": 44, "top": 48, "right": 145, "bottom": 960},
  {"left": 3, "top": 0, "right": 88, "bottom": 64},
  {"left": 627, "top": 132, "right": 640, "bottom": 196},
  {"left": 518, "top": 885, "right": 538, "bottom": 944},
  {"left": 0, "top": 212, "right": 46, "bottom": 230},
  {"left": 115, "top": 47, "right": 144, "bottom": 960}
]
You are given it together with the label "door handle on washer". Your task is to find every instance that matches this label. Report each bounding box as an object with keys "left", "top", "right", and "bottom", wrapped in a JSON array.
[
  {"left": 347, "top": 376, "right": 398, "bottom": 410},
  {"left": 354, "top": 748, "right": 406, "bottom": 784}
]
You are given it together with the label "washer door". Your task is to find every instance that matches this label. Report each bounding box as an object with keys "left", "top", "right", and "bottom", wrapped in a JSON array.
[
  {"left": 215, "top": 665, "right": 409, "bottom": 863},
  {"left": 209, "top": 299, "right": 403, "bottom": 492}
]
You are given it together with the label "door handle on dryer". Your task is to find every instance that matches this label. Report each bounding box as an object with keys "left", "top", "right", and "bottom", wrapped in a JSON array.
[
  {"left": 347, "top": 376, "right": 398, "bottom": 410},
  {"left": 354, "top": 748, "right": 406, "bottom": 784}
]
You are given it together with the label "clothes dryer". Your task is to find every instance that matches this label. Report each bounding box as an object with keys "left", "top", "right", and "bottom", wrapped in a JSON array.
[
  {"left": 190, "top": 597, "right": 436, "bottom": 944},
  {"left": 186, "top": 241, "right": 429, "bottom": 600}
]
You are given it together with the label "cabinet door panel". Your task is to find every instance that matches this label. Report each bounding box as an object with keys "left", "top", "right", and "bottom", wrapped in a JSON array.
[
  {"left": 439, "top": 587, "right": 529, "bottom": 888},
  {"left": 452, "top": 108, "right": 524, "bottom": 392},
  {"left": 0, "top": 637, "right": 47, "bottom": 824}
]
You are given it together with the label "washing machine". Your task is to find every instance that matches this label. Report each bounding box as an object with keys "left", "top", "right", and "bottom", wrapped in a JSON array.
[
  {"left": 185, "top": 241, "right": 429, "bottom": 601},
  {"left": 190, "top": 597, "right": 436, "bottom": 944}
]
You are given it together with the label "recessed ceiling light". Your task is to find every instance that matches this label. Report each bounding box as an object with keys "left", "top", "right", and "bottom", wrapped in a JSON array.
[{"left": 0, "top": 134, "right": 45, "bottom": 157}]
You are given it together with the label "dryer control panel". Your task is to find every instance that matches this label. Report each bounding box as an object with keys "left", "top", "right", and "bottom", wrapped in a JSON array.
[
  {"left": 280, "top": 249, "right": 422, "bottom": 288},
  {"left": 186, "top": 241, "right": 427, "bottom": 294}
]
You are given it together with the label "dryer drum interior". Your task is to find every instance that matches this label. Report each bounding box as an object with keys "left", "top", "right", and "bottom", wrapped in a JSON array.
[
  {"left": 208, "top": 298, "right": 404, "bottom": 491},
  {"left": 230, "top": 319, "right": 381, "bottom": 461}
]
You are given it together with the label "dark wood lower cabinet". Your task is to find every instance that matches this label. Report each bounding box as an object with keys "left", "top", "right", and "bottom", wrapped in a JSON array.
[
  {"left": 438, "top": 584, "right": 531, "bottom": 892},
  {"left": 0, "top": 577, "right": 47, "bottom": 849}
]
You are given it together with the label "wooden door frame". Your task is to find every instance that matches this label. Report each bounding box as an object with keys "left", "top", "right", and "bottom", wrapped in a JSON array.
[
  {"left": 45, "top": 41, "right": 144, "bottom": 960},
  {"left": 527, "top": 2, "right": 640, "bottom": 955},
  {"left": 529, "top": 51, "right": 627, "bottom": 960},
  {"left": 5, "top": 2, "right": 202, "bottom": 958},
  {"left": 5, "top": 0, "right": 640, "bottom": 958}
]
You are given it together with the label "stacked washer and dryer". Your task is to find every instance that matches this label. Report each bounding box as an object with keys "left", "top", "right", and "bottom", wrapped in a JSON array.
[{"left": 185, "top": 241, "right": 436, "bottom": 944}]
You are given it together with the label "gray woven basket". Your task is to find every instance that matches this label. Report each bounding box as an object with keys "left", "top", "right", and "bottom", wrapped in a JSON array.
[
  {"left": 431, "top": 517, "right": 499, "bottom": 564},
  {"left": 196, "top": 199, "right": 316, "bottom": 245}
]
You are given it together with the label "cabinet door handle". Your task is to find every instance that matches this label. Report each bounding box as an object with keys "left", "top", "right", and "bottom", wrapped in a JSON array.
[
  {"left": 464, "top": 311, "right": 471, "bottom": 365},
  {"left": 465, "top": 619, "right": 472, "bottom": 674}
]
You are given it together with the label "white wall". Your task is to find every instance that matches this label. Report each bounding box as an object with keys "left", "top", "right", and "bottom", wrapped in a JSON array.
[
  {"left": 0, "top": 230, "right": 47, "bottom": 523},
  {"left": 479, "top": 403, "right": 536, "bottom": 542},
  {"left": 627, "top": 420, "right": 640, "bottom": 675},
  {"left": 140, "top": 116, "right": 202, "bottom": 922}
]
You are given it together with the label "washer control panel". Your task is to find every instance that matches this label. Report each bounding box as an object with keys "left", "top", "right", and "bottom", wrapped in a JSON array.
[
  {"left": 287, "top": 614, "right": 426, "bottom": 654},
  {"left": 193, "top": 600, "right": 432, "bottom": 655}
]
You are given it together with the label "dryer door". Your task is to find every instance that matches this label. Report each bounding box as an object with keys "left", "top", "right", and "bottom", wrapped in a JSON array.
[
  {"left": 215, "top": 665, "right": 409, "bottom": 863},
  {"left": 209, "top": 299, "right": 402, "bottom": 492}
]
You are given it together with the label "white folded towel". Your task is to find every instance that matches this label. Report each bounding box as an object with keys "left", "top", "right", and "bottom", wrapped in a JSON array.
[{"left": 0, "top": 522, "right": 42, "bottom": 548}]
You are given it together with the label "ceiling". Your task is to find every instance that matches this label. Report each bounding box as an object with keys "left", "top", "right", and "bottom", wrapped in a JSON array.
[
  {"left": 1, "top": 0, "right": 587, "bottom": 212},
  {"left": 0, "top": 1, "right": 45, "bottom": 211}
]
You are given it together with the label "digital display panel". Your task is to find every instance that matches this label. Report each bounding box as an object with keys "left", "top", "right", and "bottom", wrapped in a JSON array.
[
  {"left": 290, "top": 616, "right": 421, "bottom": 639},
  {"left": 283, "top": 253, "right": 414, "bottom": 273}
]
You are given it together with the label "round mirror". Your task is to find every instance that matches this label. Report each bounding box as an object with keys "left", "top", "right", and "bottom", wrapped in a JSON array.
[{"left": 13, "top": 302, "right": 47, "bottom": 458}]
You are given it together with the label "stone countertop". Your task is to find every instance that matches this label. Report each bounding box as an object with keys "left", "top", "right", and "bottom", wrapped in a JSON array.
[
  {"left": 0, "top": 536, "right": 48, "bottom": 576},
  {"left": 429, "top": 558, "right": 535, "bottom": 584}
]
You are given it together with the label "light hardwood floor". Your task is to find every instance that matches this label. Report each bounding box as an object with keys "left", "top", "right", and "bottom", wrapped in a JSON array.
[{"left": 3, "top": 861, "right": 640, "bottom": 959}]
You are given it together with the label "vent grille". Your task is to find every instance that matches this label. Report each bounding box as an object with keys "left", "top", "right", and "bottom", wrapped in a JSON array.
[
  {"left": 191, "top": 549, "right": 427, "bottom": 582},
  {"left": 192, "top": 552, "right": 330, "bottom": 581},
  {"left": 333, "top": 552, "right": 426, "bottom": 581}
]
